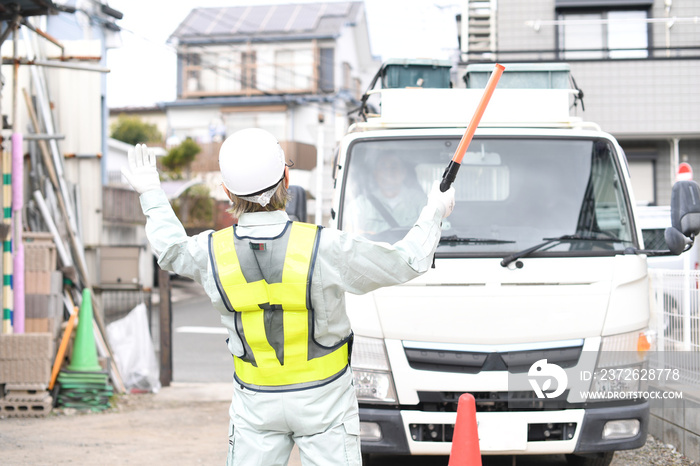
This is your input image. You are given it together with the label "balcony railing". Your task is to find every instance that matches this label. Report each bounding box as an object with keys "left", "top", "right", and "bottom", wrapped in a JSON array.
[
  {"left": 462, "top": 45, "right": 700, "bottom": 64},
  {"left": 103, "top": 186, "right": 145, "bottom": 225}
]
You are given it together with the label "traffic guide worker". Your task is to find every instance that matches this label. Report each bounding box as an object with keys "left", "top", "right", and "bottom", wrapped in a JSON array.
[{"left": 122, "top": 128, "right": 455, "bottom": 466}]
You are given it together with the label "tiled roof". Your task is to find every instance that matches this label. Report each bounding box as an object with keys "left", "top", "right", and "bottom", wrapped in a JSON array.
[{"left": 170, "top": 1, "right": 362, "bottom": 44}]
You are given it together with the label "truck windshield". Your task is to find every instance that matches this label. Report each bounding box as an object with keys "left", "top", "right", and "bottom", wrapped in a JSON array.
[{"left": 339, "top": 137, "right": 636, "bottom": 256}]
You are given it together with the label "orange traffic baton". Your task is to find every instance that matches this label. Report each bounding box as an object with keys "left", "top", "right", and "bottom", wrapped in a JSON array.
[{"left": 440, "top": 63, "right": 505, "bottom": 192}]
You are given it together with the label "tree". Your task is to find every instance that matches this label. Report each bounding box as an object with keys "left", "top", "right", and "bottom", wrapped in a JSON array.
[
  {"left": 172, "top": 184, "right": 214, "bottom": 229},
  {"left": 161, "top": 138, "right": 201, "bottom": 176},
  {"left": 110, "top": 114, "right": 162, "bottom": 145}
]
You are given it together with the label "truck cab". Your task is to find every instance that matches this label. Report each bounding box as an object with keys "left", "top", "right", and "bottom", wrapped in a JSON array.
[{"left": 329, "top": 61, "right": 700, "bottom": 465}]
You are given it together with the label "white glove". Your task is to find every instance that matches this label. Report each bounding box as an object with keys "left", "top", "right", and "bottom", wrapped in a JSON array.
[
  {"left": 428, "top": 180, "right": 456, "bottom": 219},
  {"left": 121, "top": 144, "right": 161, "bottom": 194}
]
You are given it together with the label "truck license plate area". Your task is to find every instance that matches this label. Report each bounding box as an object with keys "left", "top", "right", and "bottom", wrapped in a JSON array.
[
  {"left": 418, "top": 391, "right": 571, "bottom": 412},
  {"left": 528, "top": 422, "right": 577, "bottom": 441},
  {"left": 408, "top": 421, "right": 578, "bottom": 444}
]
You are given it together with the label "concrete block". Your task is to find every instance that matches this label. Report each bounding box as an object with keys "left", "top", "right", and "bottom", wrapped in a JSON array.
[
  {"left": 648, "top": 414, "right": 666, "bottom": 440},
  {"left": 0, "top": 396, "right": 52, "bottom": 418},
  {"left": 0, "top": 333, "right": 54, "bottom": 359},
  {"left": 5, "top": 383, "right": 47, "bottom": 391},
  {"left": 25, "top": 318, "right": 54, "bottom": 334},
  {"left": 664, "top": 394, "right": 685, "bottom": 427},
  {"left": 5, "top": 387, "right": 51, "bottom": 402},
  {"left": 25, "top": 295, "right": 51, "bottom": 318},
  {"left": 649, "top": 386, "right": 664, "bottom": 418},
  {"left": 23, "top": 232, "right": 56, "bottom": 272},
  {"left": 663, "top": 422, "right": 685, "bottom": 454},
  {"left": 25, "top": 271, "right": 52, "bottom": 294},
  {"left": 0, "top": 359, "right": 51, "bottom": 384},
  {"left": 685, "top": 397, "right": 700, "bottom": 435},
  {"left": 685, "top": 430, "right": 700, "bottom": 463},
  {"left": 50, "top": 271, "right": 63, "bottom": 294}
]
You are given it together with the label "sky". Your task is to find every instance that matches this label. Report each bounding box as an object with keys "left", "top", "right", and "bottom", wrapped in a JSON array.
[{"left": 104, "top": 0, "right": 460, "bottom": 108}]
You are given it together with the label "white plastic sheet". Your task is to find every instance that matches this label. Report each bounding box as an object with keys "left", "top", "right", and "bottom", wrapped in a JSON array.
[{"left": 106, "top": 303, "right": 161, "bottom": 393}]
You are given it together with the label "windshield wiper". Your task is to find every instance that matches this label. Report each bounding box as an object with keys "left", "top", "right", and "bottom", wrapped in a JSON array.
[
  {"left": 440, "top": 235, "right": 516, "bottom": 245},
  {"left": 500, "top": 234, "right": 632, "bottom": 267}
]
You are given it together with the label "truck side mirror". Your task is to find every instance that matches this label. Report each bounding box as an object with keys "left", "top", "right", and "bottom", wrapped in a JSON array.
[
  {"left": 286, "top": 185, "right": 307, "bottom": 222},
  {"left": 665, "top": 180, "right": 700, "bottom": 254}
]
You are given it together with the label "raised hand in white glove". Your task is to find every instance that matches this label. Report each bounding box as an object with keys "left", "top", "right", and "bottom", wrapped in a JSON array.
[
  {"left": 121, "top": 144, "right": 161, "bottom": 194},
  {"left": 428, "top": 180, "right": 456, "bottom": 219}
]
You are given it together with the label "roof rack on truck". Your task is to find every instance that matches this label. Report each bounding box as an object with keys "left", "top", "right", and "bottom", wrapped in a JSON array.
[
  {"left": 350, "top": 61, "right": 594, "bottom": 132},
  {"left": 350, "top": 58, "right": 453, "bottom": 121}
]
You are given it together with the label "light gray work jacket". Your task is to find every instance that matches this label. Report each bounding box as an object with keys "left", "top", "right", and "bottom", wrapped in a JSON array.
[{"left": 140, "top": 189, "right": 444, "bottom": 357}]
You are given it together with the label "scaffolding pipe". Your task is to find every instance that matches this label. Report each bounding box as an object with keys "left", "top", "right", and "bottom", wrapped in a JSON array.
[
  {"left": 12, "top": 133, "right": 24, "bottom": 333},
  {"left": 32, "top": 190, "right": 72, "bottom": 268},
  {"left": 20, "top": 18, "right": 64, "bottom": 56},
  {"left": 2, "top": 151, "right": 12, "bottom": 334},
  {"left": 24, "top": 133, "right": 65, "bottom": 140},
  {"left": 21, "top": 26, "right": 81, "bottom": 241},
  {"left": 10, "top": 17, "right": 24, "bottom": 333},
  {"left": 1, "top": 58, "right": 110, "bottom": 73}
]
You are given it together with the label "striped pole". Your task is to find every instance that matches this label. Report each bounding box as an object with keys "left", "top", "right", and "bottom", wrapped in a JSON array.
[
  {"left": 12, "top": 133, "right": 23, "bottom": 333},
  {"left": 2, "top": 149, "right": 13, "bottom": 334}
]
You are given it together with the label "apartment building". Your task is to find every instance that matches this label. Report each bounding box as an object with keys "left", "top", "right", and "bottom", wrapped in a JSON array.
[{"left": 458, "top": 0, "right": 700, "bottom": 206}]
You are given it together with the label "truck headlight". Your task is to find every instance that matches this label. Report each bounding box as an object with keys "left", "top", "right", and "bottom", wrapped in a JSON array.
[
  {"left": 351, "top": 336, "right": 397, "bottom": 404},
  {"left": 589, "top": 330, "right": 653, "bottom": 397}
]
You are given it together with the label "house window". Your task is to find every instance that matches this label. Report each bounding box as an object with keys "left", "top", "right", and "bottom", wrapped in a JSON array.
[
  {"left": 628, "top": 159, "right": 655, "bottom": 205},
  {"left": 241, "top": 51, "right": 256, "bottom": 91},
  {"left": 275, "top": 49, "right": 314, "bottom": 91},
  {"left": 200, "top": 51, "right": 220, "bottom": 92},
  {"left": 184, "top": 53, "right": 201, "bottom": 92},
  {"left": 342, "top": 62, "right": 352, "bottom": 90},
  {"left": 319, "top": 48, "right": 335, "bottom": 92},
  {"left": 557, "top": 8, "right": 649, "bottom": 59}
]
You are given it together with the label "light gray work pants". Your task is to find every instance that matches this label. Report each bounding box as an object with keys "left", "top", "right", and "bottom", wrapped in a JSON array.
[{"left": 226, "top": 368, "right": 361, "bottom": 466}]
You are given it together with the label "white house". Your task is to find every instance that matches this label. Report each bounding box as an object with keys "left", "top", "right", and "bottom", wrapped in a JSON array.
[{"left": 164, "top": 1, "right": 380, "bottom": 223}]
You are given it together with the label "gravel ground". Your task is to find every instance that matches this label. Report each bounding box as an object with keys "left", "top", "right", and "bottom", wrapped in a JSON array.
[{"left": 612, "top": 435, "right": 698, "bottom": 466}]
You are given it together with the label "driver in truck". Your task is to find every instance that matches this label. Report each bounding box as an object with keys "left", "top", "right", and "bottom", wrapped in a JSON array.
[{"left": 345, "top": 153, "right": 427, "bottom": 238}]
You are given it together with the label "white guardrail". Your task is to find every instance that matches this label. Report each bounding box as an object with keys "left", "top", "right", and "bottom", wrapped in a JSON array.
[{"left": 649, "top": 269, "right": 700, "bottom": 386}]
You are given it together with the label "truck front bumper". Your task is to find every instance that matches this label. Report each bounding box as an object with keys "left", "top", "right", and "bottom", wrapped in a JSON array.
[{"left": 359, "top": 401, "right": 649, "bottom": 456}]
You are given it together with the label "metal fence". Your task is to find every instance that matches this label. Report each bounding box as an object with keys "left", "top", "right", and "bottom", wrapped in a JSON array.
[
  {"left": 649, "top": 269, "right": 700, "bottom": 386},
  {"left": 93, "top": 284, "right": 154, "bottom": 333}
]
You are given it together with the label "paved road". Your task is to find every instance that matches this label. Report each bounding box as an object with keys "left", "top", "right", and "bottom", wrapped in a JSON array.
[{"left": 171, "top": 294, "right": 233, "bottom": 383}]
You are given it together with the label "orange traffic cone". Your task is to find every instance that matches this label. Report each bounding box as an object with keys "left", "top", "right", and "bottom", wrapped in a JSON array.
[{"left": 448, "top": 393, "right": 481, "bottom": 466}]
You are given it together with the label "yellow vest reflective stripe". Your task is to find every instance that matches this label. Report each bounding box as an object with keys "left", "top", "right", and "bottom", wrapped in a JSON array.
[{"left": 209, "top": 222, "right": 349, "bottom": 389}]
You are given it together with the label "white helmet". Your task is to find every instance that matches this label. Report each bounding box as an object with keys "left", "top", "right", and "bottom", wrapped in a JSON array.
[{"left": 219, "top": 128, "right": 286, "bottom": 205}]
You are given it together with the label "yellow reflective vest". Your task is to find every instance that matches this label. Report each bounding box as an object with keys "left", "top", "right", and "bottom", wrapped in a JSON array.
[{"left": 209, "top": 221, "right": 350, "bottom": 391}]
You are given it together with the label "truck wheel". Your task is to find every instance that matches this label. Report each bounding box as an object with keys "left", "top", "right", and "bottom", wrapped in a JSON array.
[{"left": 565, "top": 451, "right": 614, "bottom": 466}]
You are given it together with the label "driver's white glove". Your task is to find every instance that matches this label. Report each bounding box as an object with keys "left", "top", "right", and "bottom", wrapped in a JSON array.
[
  {"left": 121, "top": 144, "right": 161, "bottom": 194},
  {"left": 428, "top": 180, "right": 456, "bottom": 219}
]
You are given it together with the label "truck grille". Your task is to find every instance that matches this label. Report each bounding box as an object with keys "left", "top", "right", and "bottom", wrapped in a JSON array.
[{"left": 404, "top": 344, "right": 582, "bottom": 374}]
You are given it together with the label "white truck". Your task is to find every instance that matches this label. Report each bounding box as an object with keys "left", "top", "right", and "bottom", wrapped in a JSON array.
[{"left": 326, "top": 61, "right": 700, "bottom": 465}]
